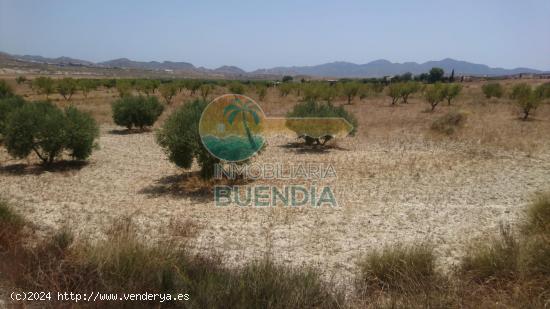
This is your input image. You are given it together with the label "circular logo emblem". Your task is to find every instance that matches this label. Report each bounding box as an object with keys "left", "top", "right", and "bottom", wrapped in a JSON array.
[{"left": 199, "top": 94, "right": 265, "bottom": 162}]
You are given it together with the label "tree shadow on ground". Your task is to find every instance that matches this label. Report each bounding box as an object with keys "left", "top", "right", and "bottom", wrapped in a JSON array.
[
  {"left": 278, "top": 142, "right": 349, "bottom": 155},
  {"left": 108, "top": 128, "right": 152, "bottom": 135},
  {"left": 138, "top": 171, "right": 252, "bottom": 202},
  {"left": 0, "top": 160, "right": 89, "bottom": 176}
]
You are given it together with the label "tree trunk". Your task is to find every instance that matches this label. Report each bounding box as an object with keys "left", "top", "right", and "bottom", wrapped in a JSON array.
[{"left": 242, "top": 111, "right": 257, "bottom": 149}]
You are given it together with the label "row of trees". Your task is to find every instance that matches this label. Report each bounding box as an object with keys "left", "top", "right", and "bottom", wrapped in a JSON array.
[{"left": 0, "top": 83, "right": 99, "bottom": 164}]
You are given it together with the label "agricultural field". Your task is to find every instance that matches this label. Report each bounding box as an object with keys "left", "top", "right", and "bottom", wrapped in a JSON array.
[{"left": 1, "top": 74, "right": 549, "bottom": 307}]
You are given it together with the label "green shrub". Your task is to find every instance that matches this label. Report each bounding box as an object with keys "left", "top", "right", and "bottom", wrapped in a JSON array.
[
  {"left": 4, "top": 101, "right": 99, "bottom": 163},
  {"left": 400, "top": 81, "right": 421, "bottom": 103},
  {"left": 278, "top": 82, "right": 293, "bottom": 97},
  {"left": 510, "top": 83, "right": 543, "bottom": 120},
  {"left": 32, "top": 76, "right": 55, "bottom": 98},
  {"left": 0, "top": 79, "right": 14, "bottom": 99},
  {"left": 356, "top": 243, "right": 437, "bottom": 294},
  {"left": 112, "top": 96, "right": 164, "bottom": 130},
  {"left": 156, "top": 99, "right": 219, "bottom": 179},
  {"left": 64, "top": 106, "right": 100, "bottom": 160},
  {"left": 78, "top": 79, "right": 99, "bottom": 98},
  {"left": 460, "top": 224, "right": 520, "bottom": 283},
  {"left": 482, "top": 82, "right": 504, "bottom": 99},
  {"left": 159, "top": 82, "right": 178, "bottom": 104},
  {"left": 428, "top": 67, "right": 445, "bottom": 83},
  {"left": 286, "top": 101, "right": 357, "bottom": 146},
  {"left": 228, "top": 82, "right": 245, "bottom": 94},
  {"left": 387, "top": 83, "right": 402, "bottom": 105},
  {"left": 424, "top": 83, "right": 446, "bottom": 111},
  {"left": 199, "top": 84, "right": 212, "bottom": 101},
  {"left": 431, "top": 109, "right": 468, "bottom": 135},
  {"left": 115, "top": 79, "right": 132, "bottom": 98},
  {"left": 0, "top": 96, "right": 25, "bottom": 137},
  {"left": 57, "top": 77, "right": 78, "bottom": 100},
  {"left": 442, "top": 83, "right": 463, "bottom": 105},
  {"left": 535, "top": 82, "right": 550, "bottom": 99},
  {"left": 341, "top": 81, "right": 360, "bottom": 104}
]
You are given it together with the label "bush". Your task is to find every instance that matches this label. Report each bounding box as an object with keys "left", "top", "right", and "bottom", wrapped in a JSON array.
[
  {"left": 57, "top": 77, "right": 77, "bottom": 100},
  {"left": 0, "top": 79, "right": 14, "bottom": 99},
  {"left": 4, "top": 101, "right": 98, "bottom": 164},
  {"left": 199, "top": 84, "right": 212, "bottom": 101},
  {"left": 428, "top": 67, "right": 445, "bottom": 83},
  {"left": 286, "top": 100, "right": 357, "bottom": 146},
  {"left": 33, "top": 76, "right": 55, "bottom": 98},
  {"left": 64, "top": 106, "right": 100, "bottom": 160},
  {"left": 78, "top": 79, "right": 98, "bottom": 98},
  {"left": 0, "top": 96, "right": 25, "bottom": 137},
  {"left": 431, "top": 110, "right": 468, "bottom": 135},
  {"left": 0, "top": 199, "right": 25, "bottom": 248},
  {"left": 386, "top": 83, "right": 402, "bottom": 105},
  {"left": 535, "top": 82, "right": 550, "bottom": 99},
  {"left": 460, "top": 224, "right": 520, "bottom": 283},
  {"left": 112, "top": 96, "right": 164, "bottom": 130},
  {"left": 228, "top": 82, "right": 245, "bottom": 94},
  {"left": 424, "top": 83, "right": 446, "bottom": 111},
  {"left": 115, "top": 79, "right": 132, "bottom": 98},
  {"left": 510, "top": 83, "right": 543, "bottom": 120},
  {"left": 15, "top": 218, "right": 342, "bottom": 309},
  {"left": 522, "top": 193, "right": 550, "bottom": 236},
  {"left": 159, "top": 82, "right": 178, "bottom": 104},
  {"left": 156, "top": 99, "right": 219, "bottom": 179},
  {"left": 341, "top": 81, "right": 360, "bottom": 104},
  {"left": 441, "top": 83, "right": 463, "bottom": 105},
  {"left": 482, "top": 82, "right": 504, "bottom": 99},
  {"left": 356, "top": 243, "right": 437, "bottom": 294}
]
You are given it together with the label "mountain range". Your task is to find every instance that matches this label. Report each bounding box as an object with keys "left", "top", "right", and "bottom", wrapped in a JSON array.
[{"left": 1, "top": 51, "right": 546, "bottom": 78}]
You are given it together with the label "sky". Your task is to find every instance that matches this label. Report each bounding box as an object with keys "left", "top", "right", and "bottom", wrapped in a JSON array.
[{"left": 1, "top": 0, "right": 549, "bottom": 71}]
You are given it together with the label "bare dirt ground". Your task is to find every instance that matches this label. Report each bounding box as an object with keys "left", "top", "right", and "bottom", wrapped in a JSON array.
[{"left": 1, "top": 78, "right": 549, "bottom": 287}]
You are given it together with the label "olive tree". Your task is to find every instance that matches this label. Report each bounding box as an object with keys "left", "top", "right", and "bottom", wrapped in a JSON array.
[
  {"left": 424, "top": 83, "right": 446, "bottom": 112},
  {"left": 57, "top": 78, "right": 78, "bottom": 100},
  {"left": 0, "top": 96, "right": 25, "bottom": 137},
  {"left": 160, "top": 82, "right": 178, "bottom": 104},
  {"left": 442, "top": 83, "right": 463, "bottom": 105},
  {"left": 510, "top": 83, "right": 543, "bottom": 120},
  {"left": 387, "top": 83, "right": 402, "bottom": 105},
  {"left": 78, "top": 79, "right": 98, "bottom": 98},
  {"left": 33, "top": 77, "right": 55, "bottom": 98},
  {"left": 112, "top": 96, "right": 164, "bottom": 130},
  {"left": 3, "top": 101, "right": 98, "bottom": 164},
  {"left": 428, "top": 67, "right": 445, "bottom": 83},
  {"left": 481, "top": 82, "right": 504, "bottom": 99},
  {"left": 286, "top": 101, "right": 357, "bottom": 146},
  {"left": 156, "top": 99, "right": 220, "bottom": 179},
  {"left": 342, "top": 81, "right": 360, "bottom": 105},
  {"left": 200, "top": 84, "right": 213, "bottom": 101},
  {"left": 399, "top": 81, "right": 421, "bottom": 103}
]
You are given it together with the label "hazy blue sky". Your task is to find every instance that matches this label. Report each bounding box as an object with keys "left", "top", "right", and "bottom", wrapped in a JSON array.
[{"left": 1, "top": 0, "right": 549, "bottom": 71}]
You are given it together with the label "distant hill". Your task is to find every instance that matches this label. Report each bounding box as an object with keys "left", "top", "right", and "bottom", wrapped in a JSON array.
[
  {"left": 97, "top": 58, "right": 196, "bottom": 71},
  {"left": 0, "top": 51, "right": 546, "bottom": 78},
  {"left": 252, "top": 58, "right": 545, "bottom": 78}
]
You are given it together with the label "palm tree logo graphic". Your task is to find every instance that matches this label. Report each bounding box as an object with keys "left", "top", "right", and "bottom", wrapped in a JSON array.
[
  {"left": 223, "top": 97, "right": 261, "bottom": 150},
  {"left": 199, "top": 94, "right": 265, "bottom": 162}
]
